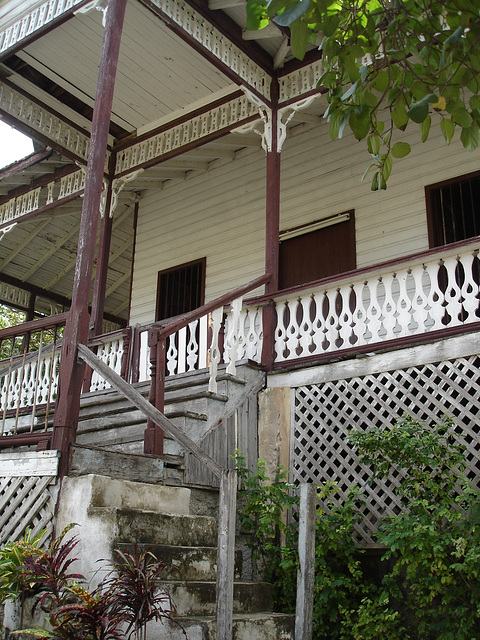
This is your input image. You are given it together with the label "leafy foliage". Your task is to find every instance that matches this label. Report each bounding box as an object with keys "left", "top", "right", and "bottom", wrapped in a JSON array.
[
  {"left": 237, "top": 416, "right": 480, "bottom": 639},
  {"left": 0, "top": 528, "right": 45, "bottom": 604},
  {"left": 235, "top": 452, "right": 299, "bottom": 611},
  {"left": 246, "top": 0, "right": 480, "bottom": 188},
  {"left": 350, "top": 415, "right": 480, "bottom": 639},
  {"left": 0, "top": 525, "right": 178, "bottom": 640}
]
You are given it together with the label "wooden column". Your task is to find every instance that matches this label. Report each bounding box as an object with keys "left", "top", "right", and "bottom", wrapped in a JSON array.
[
  {"left": 52, "top": 0, "right": 128, "bottom": 477},
  {"left": 90, "top": 157, "right": 116, "bottom": 339},
  {"left": 295, "top": 483, "right": 317, "bottom": 640},
  {"left": 262, "top": 79, "right": 280, "bottom": 369}
]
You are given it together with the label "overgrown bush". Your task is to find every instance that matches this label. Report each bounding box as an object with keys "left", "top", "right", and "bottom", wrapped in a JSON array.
[
  {"left": 0, "top": 524, "right": 180, "bottom": 640},
  {"left": 236, "top": 415, "right": 480, "bottom": 640}
]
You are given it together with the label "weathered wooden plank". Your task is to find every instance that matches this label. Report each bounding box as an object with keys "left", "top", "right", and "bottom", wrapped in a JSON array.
[
  {"left": 295, "top": 483, "right": 317, "bottom": 640},
  {"left": 69, "top": 444, "right": 165, "bottom": 483},
  {"left": 0, "top": 451, "right": 59, "bottom": 477},
  {"left": 77, "top": 344, "right": 223, "bottom": 478},
  {"left": 216, "top": 469, "right": 237, "bottom": 640}
]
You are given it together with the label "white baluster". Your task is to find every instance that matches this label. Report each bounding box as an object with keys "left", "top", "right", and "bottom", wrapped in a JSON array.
[
  {"left": 177, "top": 326, "right": 187, "bottom": 374},
  {"left": 166, "top": 333, "right": 179, "bottom": 376},
  {"left": 209, "top": 307, "right": 223, "bottom": 393},
  {"left": 226, "top": 297, "right": 243, "bottom": 376},
  {"left": 186, "top": 319, "right": 199, "bottom": 371},
  {"left": 198, "top": 314, "right": 209, "bottom": 369}
]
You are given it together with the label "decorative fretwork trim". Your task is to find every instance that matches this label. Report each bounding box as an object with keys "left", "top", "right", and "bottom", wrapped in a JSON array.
[
  {"left": 0, "top": 168, "right": 85, "bottom": 229},
  {"left": 0, "top": 0, "right": 89, "bottom": 58},
  {"left": 0, "top": 282, "right": 30, "bottom": 309},
  {"left": 0, "top": 81, "right": 91, "bottom": 164},
  {"left": 114, "top": 93, "right": 259, "bottom": 177},
  {"left": 141, "top": 0, "right": 272, "bottom": 101},
  {"left": 278, "top": 60, "right": 324, "bottom": 105}
]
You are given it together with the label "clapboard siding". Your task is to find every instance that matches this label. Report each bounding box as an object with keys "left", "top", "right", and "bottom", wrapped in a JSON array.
[
  {"left": 130, "top": 120, "right": 479, "bottom": 326},
  {"left": 129, "top": 147, "right": 267, "bottom": 325}
]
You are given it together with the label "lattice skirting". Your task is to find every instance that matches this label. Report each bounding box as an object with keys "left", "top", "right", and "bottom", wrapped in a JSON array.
[
  {"left": 0, "top": 475, "right": 58, "bottom": 545},
  {"left": 291, "top": 354, "right": 480, "bottom": 546}
]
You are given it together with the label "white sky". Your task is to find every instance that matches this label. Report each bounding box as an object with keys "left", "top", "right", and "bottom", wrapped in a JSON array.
[{"left": 0, "top": 120, "right": 35, "bottom": 169}]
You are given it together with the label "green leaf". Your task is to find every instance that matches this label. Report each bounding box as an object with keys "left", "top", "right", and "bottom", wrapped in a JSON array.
[
  {"left": 391, "top": 141, "right": 411, "bottom": 158},
  {"left": 451, "top": 108, "right": 473, "bottom": 128},
  {"left": 420, "top": 115, "right": 431, "bottom": 142},
  {"left": 407, "top": 100, "right": 429, "bottom": 123},
  {"left": 273, "top": 0, "right": 310, "bottom": 27},
  {"left": 392, "top": 101, "right": 409, "bottom": 129},
  {"left": 374, "top": 69, "right": 389, "bottom": 93},
  {"left": 246, "top": 0, "right": 269, "bottom": 30},
  {"left": 290, "top": 18, "right": 310, "bottom": 60},
  {"left": 460, "top": 124, "right": 479, "bottom": 151},
  {"left": 367, "top": 133, "right": 380, "bottom": 155},
  {"left": 349, "top": 104, "right": 370, "bottom": 140},
  {"left": 321, "top": 14, "right": 341, "bottom": 37}
]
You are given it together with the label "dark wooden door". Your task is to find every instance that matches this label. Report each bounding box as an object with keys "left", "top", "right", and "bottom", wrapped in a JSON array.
[{"left": 279, "top": 212, "right": 356, "bottom": 289}]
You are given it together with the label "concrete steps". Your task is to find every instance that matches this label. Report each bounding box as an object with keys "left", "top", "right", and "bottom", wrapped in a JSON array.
[{"left": 56, "top": 475, "right": 294, "bottom": 640}]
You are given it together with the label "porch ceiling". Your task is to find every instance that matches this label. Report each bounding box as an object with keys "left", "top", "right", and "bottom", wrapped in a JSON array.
[
  {"left": 0, "top": 0, "right": 323, "bottom": 326},
  {"left": 8, "top": 1, "right": 234, "bottom": 134}
]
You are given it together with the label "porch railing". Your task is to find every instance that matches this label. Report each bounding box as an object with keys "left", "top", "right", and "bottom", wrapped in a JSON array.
[
  {"left": 0, "top": 313, "right": 67, "bottom": 444},
  {"left": 145, "top": 273, "right": 271, "bottom": 453},
  {"left": 271, "top": 239, "right": 480, "bottom": 365}
]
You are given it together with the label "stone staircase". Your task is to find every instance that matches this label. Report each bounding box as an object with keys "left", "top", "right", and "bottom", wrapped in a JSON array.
[{"left": 56, "top": 474, "right": 295, "bottom": 640}]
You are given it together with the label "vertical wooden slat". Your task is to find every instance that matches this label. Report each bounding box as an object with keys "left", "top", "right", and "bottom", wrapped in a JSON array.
[
  {"left": 296, "top": 483, "right": 317, "bottom": 640},
  {"left": 216, "top": 469, "right": 237, "bottom": 640}
]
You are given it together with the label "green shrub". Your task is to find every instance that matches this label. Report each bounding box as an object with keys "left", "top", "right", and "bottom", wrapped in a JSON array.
[{"left": 236, "top": 415, "right": 480, "bottom": 640}]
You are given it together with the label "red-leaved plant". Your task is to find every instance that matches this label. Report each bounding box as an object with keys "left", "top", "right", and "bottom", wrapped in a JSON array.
[{"left": 5, "top": 525, "right": 183, "bottom": 640}]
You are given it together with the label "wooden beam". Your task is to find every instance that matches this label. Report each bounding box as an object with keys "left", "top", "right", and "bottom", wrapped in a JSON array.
[
  {"left": 209, "top": 0, "right": 244, "bottom": 8},
  {"left": 52, "top": 0, "right": 129, "bottom": 477},
  {"left": 295, "top": 483, "right": 317, "bottom": 640},
  {"left": 139, "top": 0, "right": 272, "bottom": 101},
  {"left": 114, "top": 91, "right": 260, "bottom": 179},
  {"left": 0, "top": 219, "right": 50, "bottom": 270},
  {"left": 20, "top": 219, "right": 81, "bottom": 282},
  {"left": 0, "top": 271, "right": 125, "bottom": 326},
  {"left": 216, "top": 469, "right": 237, "bottom": 640},
  {"left": 0, "top": 149, "right": 52, "bottom": 181},
  {"left": 44, "top": 204, "right": 133, "bottom": 291}
]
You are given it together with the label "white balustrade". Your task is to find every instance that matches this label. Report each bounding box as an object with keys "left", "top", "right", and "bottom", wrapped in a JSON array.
[
  {"left": 274, "top": 244, "right": 480, "bottom": 363},
  {"left": 165, "top": 315, "right": 209, "bottom": 377},
  {"left": 89, "top": 334, "right": 126, "bottom": 392}
]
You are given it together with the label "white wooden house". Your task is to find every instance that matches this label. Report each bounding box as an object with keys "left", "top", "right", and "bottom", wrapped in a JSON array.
[{"left": 0, "top": 1, "right": 479, "bottom": 637}]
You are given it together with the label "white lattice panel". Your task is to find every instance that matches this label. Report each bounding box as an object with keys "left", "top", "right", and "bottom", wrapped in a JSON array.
[
  {"left": 292, "top": 354, "right": 480, "bottom": 546},
  {"left": 0, "top": 475, "right": 58, "bottom": 545}
]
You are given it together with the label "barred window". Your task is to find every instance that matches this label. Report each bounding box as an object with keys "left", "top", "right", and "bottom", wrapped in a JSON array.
[{"left": 426, "top": 172, "right": 480, "bottom": 247}]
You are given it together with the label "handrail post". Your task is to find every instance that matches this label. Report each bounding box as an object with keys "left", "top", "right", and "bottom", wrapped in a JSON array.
[
  {"left": 295, "top": 483, "right": 317, "bottom": 640},
  {"left": 144, "top": 327, "right": 164, "bottom": 455},
  {"left": 216, "top": 468, "right": 237, "bottom": 640},
  {"left": 261, "top": 299, "right": 276, "bottom": 370}
]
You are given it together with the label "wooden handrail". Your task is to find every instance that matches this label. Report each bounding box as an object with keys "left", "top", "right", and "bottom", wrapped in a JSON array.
[
  {"left": 152, "top": 273, "right": 271, "bottom": 339},
  {"left": 0, "top": 312, "right": 68, "bottom": 341},
  {"left": 245, "top": 236, "right": 480, "bottom": 306},
  {"left": 77, "top": 343, "right": 223, "bottom": 477}
]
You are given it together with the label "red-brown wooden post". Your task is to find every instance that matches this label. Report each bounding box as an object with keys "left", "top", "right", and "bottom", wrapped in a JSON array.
[
  {"left": 145, "top": 326, "right": 164, "bottom": 455},
  {"left": 263, "top": 79, "right": 281, "bottom": 370},
  {"left": 90, "top": 155, "right": 116, "bottom": 339},
  {"left": 52, "top": 0, "right": 128, "bottom": 477}
]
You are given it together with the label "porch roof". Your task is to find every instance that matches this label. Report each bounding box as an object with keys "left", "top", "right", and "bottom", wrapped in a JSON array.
[{"left": 0, "top": 0, "right": 324, "bottom": 324}]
